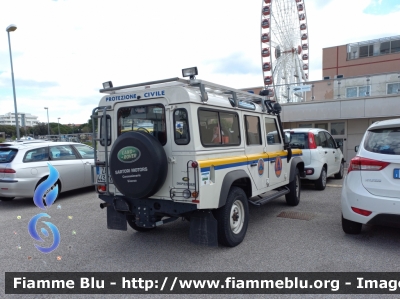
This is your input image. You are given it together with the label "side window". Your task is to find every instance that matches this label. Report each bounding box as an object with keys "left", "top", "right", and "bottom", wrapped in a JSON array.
[
  {"left": 198, "top": 109, "right": 240, "bottom": 146},
  {"left": 50, "top": 145, "right": 78, "bottom": 160},
  {"left": 100, "top": 115, "right": 111, "bottom": 146},
  {"left": 245, "top": 115, "right": 261, "bottom": 145},
  {"left": 73, "top": 144, "right": 94, "bottom": 159},
  {"left": 314, "top": 133, "right": 321, "bottom": 147},
  {"left": 324, "top": 132, "right": 336, "bottom": 148},
  {"left": 265, "top": 118, "right": 281, "bottom": 145},
  {"left": 318, "top": 132, "right": 328, "bottom": 147},
  {"left": 174, "top": 109, "right": 190, "bottom": 145},
  {"left": 23, "top": 147, "right": 49, "bottom": 162}
]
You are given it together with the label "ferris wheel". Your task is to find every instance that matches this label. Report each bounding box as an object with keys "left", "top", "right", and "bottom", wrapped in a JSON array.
[{"left": 260, "top": 0, "right": 309, "bottom": 103}]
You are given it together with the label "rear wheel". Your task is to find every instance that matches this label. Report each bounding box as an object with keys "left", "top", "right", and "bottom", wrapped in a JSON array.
[
  {"left": 0, "top": 197, "right": 14, "bottom": 201},
  {"left": 315, "top": 167, "right": 327, "bottom": 190},
  {"left": 334, "top": 161, "right": 344, "bottom": 179},
  {"left": 126, "top": 214, "right": 156, "bottom": 232},
  {"left": 342, "top": 215, "right": 362, "bottom": 234},
  {"left": 214, "top": 186, "right": 249, "bottom": 247},
  {"left": 285, "top": 168, "right": 300, "bottom": 206}
]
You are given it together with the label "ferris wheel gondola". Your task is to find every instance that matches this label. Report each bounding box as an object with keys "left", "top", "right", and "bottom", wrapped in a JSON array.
[{"left": 260, "top": 0, "right": 310, "bottom": 103}]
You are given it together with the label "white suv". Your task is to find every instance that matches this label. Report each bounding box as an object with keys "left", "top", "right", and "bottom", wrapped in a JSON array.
[
  {"left": 341, "top": 118, "right": 400, "bottom": 234},
  {"left": 285, "top": 128, "right": 344, "bottom": 190}
]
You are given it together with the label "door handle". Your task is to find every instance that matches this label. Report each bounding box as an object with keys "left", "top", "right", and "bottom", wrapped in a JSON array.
[
  {"left": 250, "top": 163, "right": 257, "bottom": 167},
  {"left": 333, "top": 151, "right": 335, "bottom": 153},
  {"left": 325, "top": 151, "right": 328, "bottom": 154},
  {"left": 270, "top": 160, "right": 275, "bottom": 163}
]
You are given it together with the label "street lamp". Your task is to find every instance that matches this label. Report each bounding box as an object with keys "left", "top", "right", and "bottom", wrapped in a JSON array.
[
  {"left": 44, "top": 107, "right": 50, "bottom": 136},
  {"left": 57, "top": 117, "right": 61, "bottom": 139},
  {"left": 6, "top": 24, "right": 20, "bottom": 140}
]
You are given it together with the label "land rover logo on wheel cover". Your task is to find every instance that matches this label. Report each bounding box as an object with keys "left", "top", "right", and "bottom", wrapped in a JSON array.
[{"left": 117, "top": 146, "right": 141, "bottom": 163}]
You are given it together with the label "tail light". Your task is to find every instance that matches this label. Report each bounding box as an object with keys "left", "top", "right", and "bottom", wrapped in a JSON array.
[
  {"left": 0, "top": 168, "right": 16, "bottom": 173},
  {"left": 351, "top": 207, "right": 372, "bottom": 216},
  {"left": 97, "top": 185, "right": 107, "bottom": 193},
  {"left": 348, "top": 156, "right": 390, "bottom": 173},
  {"left": 308, "top": 132, "right": 317, "bottom": 149}
]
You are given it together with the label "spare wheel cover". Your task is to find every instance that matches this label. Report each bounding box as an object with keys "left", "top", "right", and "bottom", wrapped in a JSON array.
[{"left": 109, "top": 132, "right": 168, "bottom": 198}]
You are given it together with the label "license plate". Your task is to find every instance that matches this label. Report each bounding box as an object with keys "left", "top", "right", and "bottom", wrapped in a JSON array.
[
  {"left": 394, "top": 169, "right": 400, "bottom": 179},
  {"left": 97, "top": 167, "right": 113, "bottom": 184}
]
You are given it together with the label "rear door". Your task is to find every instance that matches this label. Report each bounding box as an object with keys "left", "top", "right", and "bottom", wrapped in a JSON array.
[
  {"left": 115, "top": 99, "right": 172, "bottom": 197},
  {"left": 49, "top": 145, "right": 85, "bottom": 191},
  {"left": 289, "top": 132, "right": 311, "bottom": 166},
  {"left": 244, "top": 114, "right": 268, "bottom": 190},
  {"left": 72, "top": 144, "right": 95, "bottom": 187},
  {"left": 264, "top": 117, "right": 287, "bottom": 187},
  {"left": 324, "top": 132, "right": 340, "bottom": 175}
]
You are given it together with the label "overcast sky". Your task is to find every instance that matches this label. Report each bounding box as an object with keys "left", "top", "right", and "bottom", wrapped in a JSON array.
[{"left": 0, "top": 0, "right": 399, "bottom": 124}]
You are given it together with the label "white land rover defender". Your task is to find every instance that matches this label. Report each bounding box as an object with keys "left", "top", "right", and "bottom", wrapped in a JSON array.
[{"left": 92, "top": 67, "right": 305, "bottom": 247}]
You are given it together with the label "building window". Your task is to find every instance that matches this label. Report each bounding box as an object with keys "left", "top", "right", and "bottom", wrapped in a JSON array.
[
  {"left": 315, "top": 123, "right": 328, "bottom": 131},
  {"left": 346, "top": 86, "right": 370, "bottom": 98},
  {"left": 387, "top": 83, "right": 400, "bottom": 94},
  {"left": 331, "top": 122, "right": 345, "bottom": 135},
  {"left": 298, "top": 123, "right": 312, "bottom": 128},
  {"left": 359, "top": 44, "right": 373, "bottom": 57}
]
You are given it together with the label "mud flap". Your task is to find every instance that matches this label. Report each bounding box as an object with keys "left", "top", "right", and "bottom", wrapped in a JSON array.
[
  {"left": 107, "top": 206, "right": 127, "bottom": 231},
  {"left": 189, "top": 211, "right": 218, "bottom": 247}
]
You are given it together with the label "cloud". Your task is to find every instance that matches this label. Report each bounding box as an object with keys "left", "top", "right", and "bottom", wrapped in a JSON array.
[{"left": 363, "top": 0, "right": 400, "bottom": 15}]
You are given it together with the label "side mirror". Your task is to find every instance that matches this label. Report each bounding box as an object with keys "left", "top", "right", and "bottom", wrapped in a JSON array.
[
  {"left": 354, "top": 145, "right": 359, "bottom": 152},
  {"left": 284, "top": 132, "right": 291, "bottom": 144}
]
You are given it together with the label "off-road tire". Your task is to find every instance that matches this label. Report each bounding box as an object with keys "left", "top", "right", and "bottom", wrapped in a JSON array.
[
  {"left": 285, "top": 168, "right": 300, "bottom": 206},
  {"left": 315, "top": 167, "right": 327, "bottom": 190},
  {"left": 342, "top": 215, "right": 362, "bottom": 234},
  {"left": 334, "top": 161, "right": 344, "bottom": 179},
  {"left": 126, "top": 215, "right": 156, "bottom": 232},
  {"left": 214, "top": 186, "right": 249, "bottom": 247}
]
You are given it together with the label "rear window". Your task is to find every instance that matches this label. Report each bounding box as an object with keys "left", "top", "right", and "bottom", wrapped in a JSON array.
[
  {"left": 0, "top": 149, "right": 18, "bottom": 163},
  {"left": 289, "top": 133, "right": 309, "bottom": 149},
  {"left": 364, "top": 128, "right": 400, "bottom": 155}
]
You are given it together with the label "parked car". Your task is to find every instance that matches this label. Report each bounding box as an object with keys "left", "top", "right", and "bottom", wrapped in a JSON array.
[
  {"left": 341, "top": 118, "right": 400, "bottom": 234},
  {"left": 0, "top": 142, "right": 94, "bottom": 201},
  {"left": 285, "top": 128, "right": 345, "bottom": 190}
]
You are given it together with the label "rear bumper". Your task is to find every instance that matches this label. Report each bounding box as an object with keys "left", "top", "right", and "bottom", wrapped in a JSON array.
[
  {"left": 341, "top": 172, "right": 400, "bottom": 226},
  {"left": 99, "top": 194, "right": 198, "bottom": 229},
  {"left": 0, "top": 178, "right": 36, "bottom": 198}
]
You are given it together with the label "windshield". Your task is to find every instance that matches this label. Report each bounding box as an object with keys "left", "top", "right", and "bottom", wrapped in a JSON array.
[
  {"left": 364, "top": 127, "right": 400, "bottom": 155},
  {"left": 117, "top": 104, "right": 167, "bottom": 146},
  {"left": 0, "top": 148, "right": 18, "bottom": 163}
]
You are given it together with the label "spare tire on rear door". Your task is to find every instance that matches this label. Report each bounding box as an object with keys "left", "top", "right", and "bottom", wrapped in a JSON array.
[{"left": 109, "top": 131, "right": 168, "bottom": 198}]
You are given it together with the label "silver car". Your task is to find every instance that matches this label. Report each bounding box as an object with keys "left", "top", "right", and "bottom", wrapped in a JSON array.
[{"left": 0, "top": 141, "right": 94, "bottom": 201}]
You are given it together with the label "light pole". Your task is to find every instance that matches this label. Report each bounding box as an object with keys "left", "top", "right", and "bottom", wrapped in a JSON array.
[
  {"left": 44, "top": 107, "right": 50, "bottom": 136},
  {"left": 57, "top": 117, "right": 61, "bottom": 139},
  {"left": 6, "top": 24, "right": 20, "bottom": 140}
]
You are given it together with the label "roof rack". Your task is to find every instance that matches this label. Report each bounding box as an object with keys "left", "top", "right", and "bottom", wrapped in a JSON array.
[{"left": 99, "top": 77, "right": 268, "bottom": 112}]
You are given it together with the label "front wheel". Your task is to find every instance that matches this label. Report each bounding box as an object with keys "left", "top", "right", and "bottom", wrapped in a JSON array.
[
  {"left": 126, "top": 215, "right": 156, "bottom": 232},
  {"left": 285, "top": 168, "right": 300, "bottom": 206},
  {"left": 214, "top": 186, "right": 249, "bottom": 247}
]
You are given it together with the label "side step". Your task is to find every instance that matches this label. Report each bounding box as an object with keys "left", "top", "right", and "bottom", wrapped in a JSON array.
[{"left": 249, "top": 187, "right": 290, "bottom": 206}]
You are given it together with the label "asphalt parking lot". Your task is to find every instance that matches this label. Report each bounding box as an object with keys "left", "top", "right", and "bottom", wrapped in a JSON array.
[{"left": 1, "top": 175, "right": 400, "bottom": 299}]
